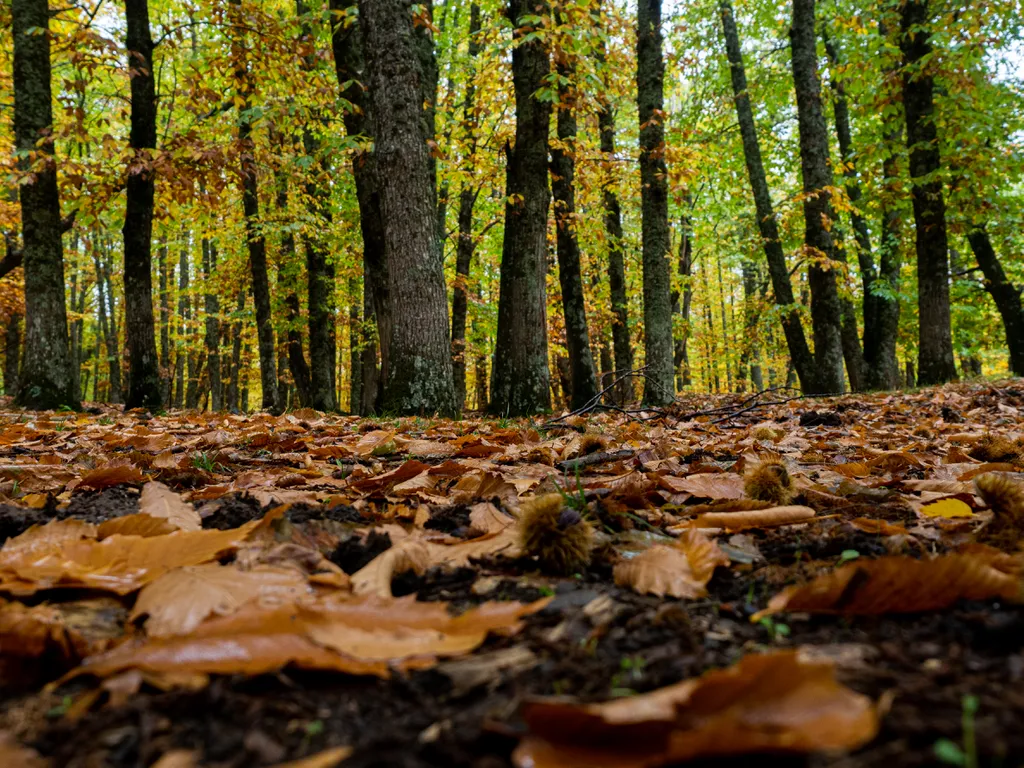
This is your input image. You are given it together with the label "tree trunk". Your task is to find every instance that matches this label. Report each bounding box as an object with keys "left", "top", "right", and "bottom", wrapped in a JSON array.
[
  {"left": 358, "top": 0, "right": 457, "bottom": 416},
  {"left": 12, "top": 0, "right": 77, "bottom": 409},
  {"left": 4, "top": 313, "right": 21, "bottom": 396},
  {"left": 790, "top": 0, "right": 848, "bottom": 394},
  {"left": 672, "top": 212, "right": 694, "bottom": 390},
  {"left": 636, "top": 0, "right": 674, "bottom": 406},
  {"left": 491, "top": 2, "right": 552, "bottom": 416},
  {"left": 550, "top": 24, "right": 599, "bottom": 410},
  {"left": 348, "top": 275, "right": 363, "bottom": 413},
  {"left": 202, "top": 237, "right": 222, "bottom": 411},
  {"left": 597, "top": 35, "right": 633, "bottom": 406},
  {"left": 230, "top": 0, "right": 279, "bottom": 413},
  {"left": 273, "top": 166, "right": 312, "bottom": 407},
  {"left": 329, "top": 0, "right": 388, "bottom": 412},
  {"left": 865, "top": 22, "right": 904, "bottom": 391},
  {"left": 719, "top": 0, "right": 819, "bottom": 393},
  {"left": 227, "top": 289, "right": 245, "bottom": 411},
  {"left": 173, "top": 241, "right": 189, "bottom": 409},
  {"left": 451, "top": 3, "right": 481, "bottom": 413},
  {"left": 967, "top": 227, "right": 1024, "bottom": 375},
  {"left": 122, "top": 0, "right": 162, "bottom": 410},
  {"left": 297, "top": 0, "right": 337, "bottom": 411},
  {"left": 900, "top": 0, "right": 957, "bottom": 385},
  {"left": 157, "top": 239, "right": 171, "bottom": 402},
  {"left": 93, "top": 245, "right": 121, "bottom": 403}
]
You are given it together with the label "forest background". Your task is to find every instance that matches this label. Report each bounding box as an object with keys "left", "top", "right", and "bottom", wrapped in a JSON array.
[{"left": 1, "top": 0, "right": 1022, "bottom": 417}]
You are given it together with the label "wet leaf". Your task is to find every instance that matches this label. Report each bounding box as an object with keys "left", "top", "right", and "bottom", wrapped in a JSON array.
[{"left": 139, "top": 482, "right": 202, "bottom": 531}]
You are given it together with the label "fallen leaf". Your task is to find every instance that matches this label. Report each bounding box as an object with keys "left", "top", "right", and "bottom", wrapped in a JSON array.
[
  {"left": 150, "top": 751, "right": 199, "bottom": 768},
  {"left": 919, "top": 497, "right": 973, "bottom": 519},
  {"left": 351, "top": 538, "right": 431, "bottom": 598},
  {"left": 77, "top": 464, "right": 146, "bottom": 491},
  {"left": 139, "top": 482, "right": 202, "bottom": 531},
  {"left": 693, "top": 505, "right": 815, "bottom": 530},
  {"left": 753, "top": 553, "right": 1023, "bottom": 619},
  {"left": 131, "top": 564, "right": 314, "bottom": 636},
  {"left": 469, "top": 502, "right": 514, "bottom": 533},
  {"left": 513, "top": 650, "right": 877, "bottom": 767},
  {"left": 97, "top": 513, "right": 179, "bottom": 539},
  {"left": 614, "top": 529, "right": 728, "bottom": 598},
  {"left": 268, "top": 746, "right": 353, "bottom": 768},
  {"left": 0, "top": 732, "right": 49, "bottom": 767},
  {"left": 662, "top": 473, "right": 744, "bottom": 500},
  {"left": 71, "top": 595, "right": 550, "bottom": 681}
]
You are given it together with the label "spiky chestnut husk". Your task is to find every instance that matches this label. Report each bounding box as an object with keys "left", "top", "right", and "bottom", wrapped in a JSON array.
[
  {"left": 969, "top": 434, "right": 1022, "bottom": 465},
  {"left": 518, "top": 493, "right": 594, "bottom": 576},
  {"left": 975, "top": 472, "right": 1024, "bottom": 547},
  {"left": 744, "top": 456, "right": 793, "bottom": 505},
  {"left": 751, "top": 424, "right": 784, "bottom": 442}
]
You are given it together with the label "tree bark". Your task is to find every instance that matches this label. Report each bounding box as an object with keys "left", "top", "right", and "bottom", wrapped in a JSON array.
[
  {"left": 347, "top": 275, "right": 363, "bottom": 413},
  {"left": 900, "top": 0, "right": 957, "bottom": 385},
  {"left": 967, "top": 227, "right": 1024, "bottom": 375},
  {"left": 173, "top": 241, "right": 188, "bottom": 408},
  {"left": 719, "top": 0, "right": 818, "bottom": 393},
  {"left": 672, "top": 212, "right": 694, "bottom": 390},
  {"left": 202, "top": 237, "right": 222, "bottom": 411},
  {"left": 4, "top": 313, "right": 21, "bottom": 396},
  {"left": 490, "top": 1, "right": 552, "bottom": 416},
  {"left": 230, "top": 0, "right": 279, "bottom": 412},
  {"left": 451, "top": 3, "right": 481, "bottom": 413},
  {"left": 12, "top": 0, "right": 77, "bottom": 409},
  {"left": 297, "top": 0, "right": 337, "bottom": 411},
  {"left": 597, "top": 32, "right": 632, "bottom": 406},
  {"left": 273, "top": 165, "right": 312, "bottom": 407},
  {"left": 790, "top": 0, "right": 848, "bottom": 394},
  {"left": 358, "top": 0, "right": 457, "bottom": 416},
  {"left": 93, "top": 243, "right": 122, "bottom": 403},
  {"left": 122, "top": 0, "right": 162, "bottom": 410},
  {"left": 329, "top": 0, "right": 388, "bottom": 412},
  {"left": 636, "top": 0, "right": 674, "bottom": 406},
  {"left": 550, "top": 22, "right": 599, "bottom": 410}
]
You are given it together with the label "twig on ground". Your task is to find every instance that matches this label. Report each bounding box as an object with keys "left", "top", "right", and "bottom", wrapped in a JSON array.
[{"left": 555, "top": 449, "right": 635, "bottom": 472}]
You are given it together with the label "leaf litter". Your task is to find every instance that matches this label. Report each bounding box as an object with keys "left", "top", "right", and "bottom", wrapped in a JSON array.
[{"left": 0, "top": 382, "right": 1023, "bottom": 765}]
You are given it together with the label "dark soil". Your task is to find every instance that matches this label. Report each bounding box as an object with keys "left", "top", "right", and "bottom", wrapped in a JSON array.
[
  {"left": 8, "top": 507, "right": 1021, "bottom": 768},
  {"left": 0, "top": 503, "right": 51, "bottom": 544},
  {"left": 60, "top": 486, "right": 140, "bottom": 524}
]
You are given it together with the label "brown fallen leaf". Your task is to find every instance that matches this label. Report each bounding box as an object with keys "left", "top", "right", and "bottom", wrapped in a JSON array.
[
  {"left": 0, "top": 732, "right": 49, "bottom": 768},
  {"left": 131, "top": 563, "right": 314, "bottom": 636},
  {"left": 513, "top": 650, "right": 877, "bottom": 767},
  {"left": 268, "top": 746, "right": 353, "bottom": 768},
  {"left": 0, "top": 519, "right": 262, "bottom": 595},
  {"left": 350, "top": 538, "right": 431, "bottom": 598},
  {"left": 468, "top": 502, "right": 515, "bottom": 533},
  {"left": 76, "top": 464, "right": 146, "bottom": 491},
  {"left": 139, "top": 481, "right": 202, "bottom": 531},
  {"left": 753, "top": 553, "right": 1024, "bottom": 620},
  {"left": 150, "top": 751, "right": 200, "bottom": 768},
  {"left": 661, "top": 473, "right": 745, "bottom": 500},
  {"left": 693, "top": 505, "right": 815, "bottom": 530},
  {"left": 96, "top": 513, "right": 179, "bottom": 539},
  {"left": 613, "top": 529, "right": 729, "bottom": 598},
  {"left": 848, "top": 518, "right": 909, "bottom": 536},
  {"left": 70, "top": 595, "right": 550, "bottom": 681}
]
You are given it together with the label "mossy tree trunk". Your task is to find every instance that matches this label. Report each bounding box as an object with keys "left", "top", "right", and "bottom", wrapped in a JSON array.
[
  {"left": 12, "top": 0, "right": 77, "bottom": 410},
  {"left": 490, "top": 0, "right": 552, "bottom": 416}
]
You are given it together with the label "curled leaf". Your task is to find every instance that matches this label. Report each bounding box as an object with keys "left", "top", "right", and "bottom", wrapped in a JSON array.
[
  {"left": 139, "top": 482, "right": 202, "bottom": 531},
  {"left": 614, "top": 529, "right": 728, "bottom": 599},
  {"left": 693, "top": 505, "right": 815, "bottom": 530}
]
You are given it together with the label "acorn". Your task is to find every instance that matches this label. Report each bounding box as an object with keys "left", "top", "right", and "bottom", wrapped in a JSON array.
[
  {"left": 975, "top": 472, "right": 1024, "bottom": 545},
  {"left": 744, "top": 455, "right": 794, "bottom": 505},
  {"left": 518, "top": 493, "right": 594, "bottom": 576}
]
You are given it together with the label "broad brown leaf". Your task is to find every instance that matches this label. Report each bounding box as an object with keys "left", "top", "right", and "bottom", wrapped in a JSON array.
[
  {"left": 513, "top": 650, "right": 877, "bottom": 767},
  {"left": 754, "top": 553, "right": 1024, "bottom": 619},
  {"left": 77, "top": 464, "right": 146, "bottom": 491},
  {"left": 139, "top": 481, "right": 202, "bottom": 531},
  {"left": 613, "top": 529, "right": 729, "bottom": 598}
]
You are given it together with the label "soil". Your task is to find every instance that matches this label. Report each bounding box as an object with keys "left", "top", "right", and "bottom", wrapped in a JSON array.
[{"left": 4, "top": 490, "right": 1022, "bottom": 768}]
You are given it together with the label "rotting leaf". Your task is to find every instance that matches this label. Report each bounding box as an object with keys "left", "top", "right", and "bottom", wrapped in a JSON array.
[
  {"left": 753, "top": 553, "right": 1024, "bottom": 620},
  {"left": 513, "top": 650, "right": 877, "bottom": 767}
]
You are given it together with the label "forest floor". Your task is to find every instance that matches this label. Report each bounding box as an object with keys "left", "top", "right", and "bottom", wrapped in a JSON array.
[{"left": 1, "top": 381, "right": 1024, "bottom": 768}]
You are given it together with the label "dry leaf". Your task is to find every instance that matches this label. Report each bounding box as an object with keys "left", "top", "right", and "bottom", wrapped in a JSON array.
[
  {"left": 614, "top": 529, "right": 728, "bottom": 598},
  {"left": 268, "top": 746, "right": 354, "bottom": 768},
  {"left": 513, "top": 650, "right": 877, "bottom": 767},
  {"left": 150, "top": 751, "right": 199, "bottom": 768},
  {"left": 71, "top": 595, "right": 550, "bottom": 681},
  {"left": 662, "top": 473, "right": 745, "bottom": 500},
  {"left": 351, "top": 538, "right": 431, "bottom": 598},
  {"left": 131, "top": 564, "right": 313, "bottom": 636},
  {"left": 139, "top": 482, "right": 202, "bottom": 531},
  {"left": 919, "top": 497, "right": 973, "bottom": 519},
  {"left": 0, "top": 732, "right": 49, "bottom": 768},
  {"left": 693, "top": 505, "right": 815, "bottom": 530},
  {"left": 754, "top": 553, "right": 1024, "bottom": 620},
  {"left": 97, "top": 513, "right": 179, "bottom": 539},
  {"left": 468, "top": 502, "right": 514, "bottom": 533},
  {"left": 77, "top": 464, "right": 146, "bottom": 491}
]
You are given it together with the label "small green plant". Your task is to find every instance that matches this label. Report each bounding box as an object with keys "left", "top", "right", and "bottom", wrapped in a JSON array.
[
  {"left": 837, "top": 549, "right": 861, "bottom": 565},
  {"left": 758, "top": 616, "right": 791, "bottom": 642},
  {"left": 191, "top": 451, "right": 219, "bottom": 472},
  {"left": 98, "top": 416, "right": 114, "bottom": 426},
  {"left": 537, "top": 585, "right": 555, "bottom": 597},
  {"left": 46, "top": 695, "right": 73, "bottom": 719},
  {"left": 555, "top": 465, "right": 588, "bottom": 512},
  {"left": 610, "top": 655, "right": 646, "bottom": 696},
  {"left": 934, "top": 694, "right": 979, "bottom": 768}
]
